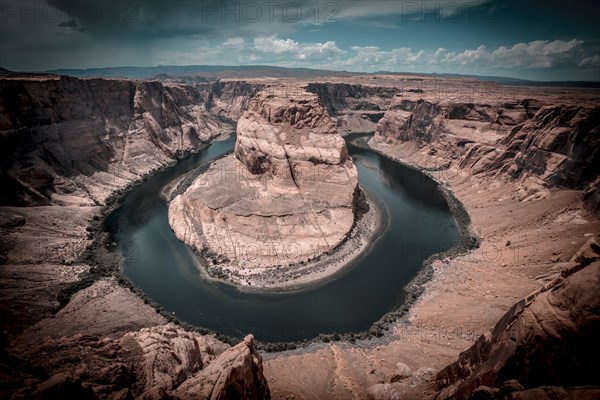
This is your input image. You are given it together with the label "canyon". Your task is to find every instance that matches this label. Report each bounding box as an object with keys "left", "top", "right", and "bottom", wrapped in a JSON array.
[{"left": 1, "top": 70, "right": 599, "bottom": 399}]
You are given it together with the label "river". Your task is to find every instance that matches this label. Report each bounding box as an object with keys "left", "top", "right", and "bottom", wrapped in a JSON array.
[{"left": 104, "top": 133, "right": 460, "bottom": 342}]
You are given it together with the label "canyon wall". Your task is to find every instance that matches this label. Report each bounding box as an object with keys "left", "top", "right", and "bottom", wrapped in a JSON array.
[
  {"left": 306, "top": 82, "right": 399, "bottom": 133},
  {"left": 435, "top": 236, "right": 600, "bottom": 400},
  {"left": 367, "top": 87, "right": 600, "bottom": 400},
  {"left": 2, "top": 73, "right": 599, "bottom": 399},
  {"left": 168, "top": 88, "right": 359, "bottom": 269},
  {"left": 0, "top": 76, "right": 262, "bottom": 207},
  {"left": 372, "top": 97, "right": 600, "bottom": 206}
]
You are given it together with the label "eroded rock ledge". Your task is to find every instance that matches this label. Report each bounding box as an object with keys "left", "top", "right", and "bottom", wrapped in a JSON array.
[
  {"left": 168, "top": 88, "right": 359, "bottom": 270},
  {"left": 8, "top": 323, "right": 269, "bottom": 399}
]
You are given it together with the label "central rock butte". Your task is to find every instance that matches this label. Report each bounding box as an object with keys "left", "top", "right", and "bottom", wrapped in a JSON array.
[{"left": 168, "top": 88, "right": 359, "bottom": 269}]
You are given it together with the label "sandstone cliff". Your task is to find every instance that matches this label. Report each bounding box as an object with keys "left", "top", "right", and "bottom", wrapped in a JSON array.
[
  {"left": 460, "top": 105, "right": 600, "bottom": 189},
  {"left": 169, "top": 88, "right": 359, "bottom": 269},
  {"left": 365, "top": 87, "right": 600, "bottom": 400},
  {"left": 306, "top": 82, "right": 399, "bottom": 133},
  {"left": 0, "top": 76, "right": 263, "bottom": 207},
  {"left": 373, "top": 97, "right": 600, "bottom": 206},
  {"left": 204, "top": 79, "right": 264, "bottom": 121},
  {"left": 7, "top": 324, "right": 269, "bottom": 399},
  {"left": 434, "top": 236, "right": 600, "bottom": 400},
  {"left": 0, "top": 75, "right": 271, "bottom": 399}
]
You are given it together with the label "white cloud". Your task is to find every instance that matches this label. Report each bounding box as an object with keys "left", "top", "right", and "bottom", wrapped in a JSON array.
[
  {"left": 331, "top": 46, "right": 423, "bottom": 71},
  {"left": 222, "top": 37, "right": 245, "bottom": 47},
  {"left": 254, "top": 37, "right": 299, "bottom": 54},
  {"left": 152, "top": 37, "right": 595, "bottom": 79},
  {"left": 423, "top": 39, "right": 585, "bottom": 70},
  {"left": 253, "top": 37, "right": 343, "bottom": 61},
  {"left": 578, "top": 55, "right": 600, "bottom": 68}
]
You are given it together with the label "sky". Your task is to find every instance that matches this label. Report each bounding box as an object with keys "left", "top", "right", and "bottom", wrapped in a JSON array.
[{"left": 1, "top": 0, "right": 599, "bottom": 81}]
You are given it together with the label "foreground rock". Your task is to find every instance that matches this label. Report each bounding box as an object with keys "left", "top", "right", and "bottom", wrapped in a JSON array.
[
  {"left": 173, "top": 334, "right": 270, "bottom": 400},
  {"left": 7, "top": 324, "right": 269, "bottom": 399},
  {"left": 434, "top": 236, "right": 600, "bottom": 399},
  {"left": 169, "top": 88, "right": 359, "bottom": 269}
]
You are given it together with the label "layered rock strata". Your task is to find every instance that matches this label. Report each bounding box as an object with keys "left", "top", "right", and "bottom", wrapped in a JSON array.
[
  {"left": 169, "top": 89, "right": 359, "bottom": 268},
  {"left": 0, "top": 75, "right": 262, "bottom": 207},
  {"left": 373, "top": 98, "right": 600, "bottom": 205},
  {"left": 8, "top": 323, "right": 269, "bottom": 399},
  {"left": 435, "top": 236, "right": 600, "bottom": 400}
]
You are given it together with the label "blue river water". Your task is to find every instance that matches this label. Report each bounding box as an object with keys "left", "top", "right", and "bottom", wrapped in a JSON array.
[{"left": 105, "top": 134, "right": 460, "bottom": 342}]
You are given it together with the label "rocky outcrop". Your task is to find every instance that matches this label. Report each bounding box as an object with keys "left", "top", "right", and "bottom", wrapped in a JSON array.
[
  {"left": 434, "top": 237, "right": 600, "bottom": 400},
  {"left": 173, "top": 334, "right": 270, "bottom": 400},
  {"left": 8, "top": 324, "right": 269, "bottom": 400},
  {"left": 584, "top": 176, "right": 600, "bottom": 214},
  {"left": 373, "top": 99, "right": 532, "bottom": 146},
  {"left": 496, "top": 105, "right": 600, "bottom": 188},
  {"left": 204, "top": 80, "right": 264, "bottom": 121},
  {"left": 374, "top": 99, "right": 600, "bottom": 204},
  {"left": 375, "top": 99, "right": 445, "bottom": 144},
  {"left": 169, "top": 88, "right": 359, "bottom": 268},
  {"left": 121, "top": 324, "right": 227, "bottom": 391},
  {"left": 306, "top": 83, "right": 396, "bottom": 115}
]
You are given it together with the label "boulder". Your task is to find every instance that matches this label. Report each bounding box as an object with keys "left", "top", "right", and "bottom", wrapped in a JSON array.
[{"left": 173, "top": 334, "right": 270, "bottom": 400}]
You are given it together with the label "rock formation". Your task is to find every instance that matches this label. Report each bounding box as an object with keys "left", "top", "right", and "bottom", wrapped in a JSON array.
[
  {"left": 0, "top": 74, "right": 270, "bottom": 400},
  {"left": 306, "top": 82, "right": 399, "bottom": 133},
  {"left": 7, "top": 323, "right": 269, "bottom": 399},
  {"left": 0, "top": 75, "right": 262, "bottom": 207},
  {"left": 168, "top": 88, "right": 359, "bottom": 268},
  {"left": 173, "top": 334, "right": 270, "bottom": 400},
  {"left": 364, "top": 87, "right": 600, "bottom": 400},
  {"left": 461, "top": 105, "right": 600, "bottom": 189},
  {"left": 373, "top": 97, "right": 600, "bottom": 206},
  {"left": 434, "top": 236, "right": 600, "bottom": 400}
]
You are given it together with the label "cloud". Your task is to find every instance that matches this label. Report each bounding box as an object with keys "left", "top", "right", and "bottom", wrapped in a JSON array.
[
  {"left": 433, "top": 39, "right": 585, "bottom": 69},
  {"left": 40, "top": 0, "right": 493, "bottom": 43},
  {"left": 231, "top": 38, "right": 587, "bottom": 73},
  {"left": 56, "top": 19, "right": 84, "bottom": 32},
  {"left": 329, "top": 46, "right": 424, "bottom": 71},
  {"left": 578, "top": 55, "right": 600, "bottom": 68},
  {"left": 148, "top": 37, "right": 595, "bottom": 79},
  {"left": 253, "top": 37, "right": 343, "bottom": 61}
]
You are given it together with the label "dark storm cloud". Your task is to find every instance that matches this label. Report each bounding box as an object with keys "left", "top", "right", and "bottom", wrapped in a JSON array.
[
  {"left": 46, "top": 0, "right": 217, "bottom": 39},
  {"left": 56, "top": 18, "right": 83, "bottom": 31},
  {"left": 0, "top": 0, "right": 598, "bottom": 79},
  {"left": 42, "top": 0, "right": 333, "bottom": 40}
]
